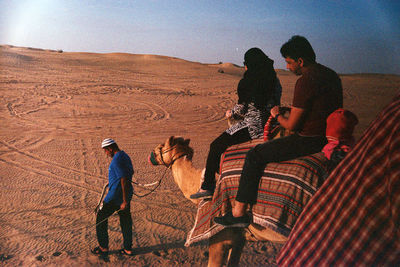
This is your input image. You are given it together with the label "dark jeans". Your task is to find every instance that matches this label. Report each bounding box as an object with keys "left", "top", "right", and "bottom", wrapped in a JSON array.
[
  {"left": 202, "top": 128, "right": 251, "bottom": 191},
  {"left": 236, "top": 134, "right": 327, "bottom": 204},
  {"left": 96, "top": 202, "right": 132, "bottom": 250}
]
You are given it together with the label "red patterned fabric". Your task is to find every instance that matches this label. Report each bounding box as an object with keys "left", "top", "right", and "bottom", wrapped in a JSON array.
[
  {"left": 277, "top": 93, "right": 400, "bottom": 267},
  {"left": 185, "top": 139, "right": 329, "bottom": 246}
]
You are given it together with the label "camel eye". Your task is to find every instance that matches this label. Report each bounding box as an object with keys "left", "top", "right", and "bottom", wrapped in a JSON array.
[{"left": 155, "top": 144, "right": 164, "bottom": 154}]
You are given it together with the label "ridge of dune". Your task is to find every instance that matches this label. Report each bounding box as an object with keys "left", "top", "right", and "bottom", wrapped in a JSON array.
[
  {"left": 1, "top": 44, "right": 237, "bottom": 69},
  {"left": 208, "top": 62, "right": 241, "bottom": 68}
]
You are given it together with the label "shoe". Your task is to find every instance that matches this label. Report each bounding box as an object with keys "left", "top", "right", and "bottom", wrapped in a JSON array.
[
  {"left": 119, "top": 248, "right": 134, "bottom": 256},
  {"left": 91, "top": 246, "right": 109, "bottom": 262},
  {"left": 214, "top": 211, "right": 250, "bottom": 227},
  {"left": 190, "top": 189, "right": 213, "bottom": 199},
  {"left": 91, "top": 246, "right": 108, "bottom": 255}
]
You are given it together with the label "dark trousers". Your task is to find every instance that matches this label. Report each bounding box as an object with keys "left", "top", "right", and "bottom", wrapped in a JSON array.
[
  {"left": 202, "top": 128, "right": 251, "bottom": 191},
  {"left": 96, "top": 202, "right": 132, "bottom": 250},
  {"left": 236, "top": 134, "right": 327, "bottom": 204}
]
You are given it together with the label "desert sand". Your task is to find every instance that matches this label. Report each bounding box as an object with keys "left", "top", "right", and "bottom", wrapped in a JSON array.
[{"left": 0, "top": 45, "right": 399, "bottom": 266}]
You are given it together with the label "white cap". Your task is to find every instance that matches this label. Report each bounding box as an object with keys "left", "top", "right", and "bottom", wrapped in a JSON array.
[{"left": 101, "top": 138, "right": 116, "bottom": 148}]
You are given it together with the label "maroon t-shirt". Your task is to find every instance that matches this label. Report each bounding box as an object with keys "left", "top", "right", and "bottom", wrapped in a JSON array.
[{"left": 292, "top": 63, "right": 343, "bottom": 136}]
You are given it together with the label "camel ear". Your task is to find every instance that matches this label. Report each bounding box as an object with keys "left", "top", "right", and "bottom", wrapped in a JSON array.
[
  {"left": 184, "top": 139, "right": 190, "bottom": 146},
  {"left": 167, "top": 136, "right": 175, "bottom": 146}
]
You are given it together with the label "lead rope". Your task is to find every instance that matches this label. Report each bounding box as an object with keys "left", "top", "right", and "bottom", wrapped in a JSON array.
[
  {"left": 131, "top": 150, "right": 188, "bottom": 198},
  {"left": 131, "top": 167, "right": 169, "bottom": 197},
  {"left": 93, "top": 168, "right": 168, "bottom": 206}
]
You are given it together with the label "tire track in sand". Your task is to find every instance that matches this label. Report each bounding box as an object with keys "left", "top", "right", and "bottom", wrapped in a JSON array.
[{"left": 0, "top": 140, "right": 105, "bottom": 183}]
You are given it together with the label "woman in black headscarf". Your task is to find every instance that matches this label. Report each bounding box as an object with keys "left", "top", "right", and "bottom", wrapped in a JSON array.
[{"left": 190, "top": 48, "right": 282, "bottom": 199}]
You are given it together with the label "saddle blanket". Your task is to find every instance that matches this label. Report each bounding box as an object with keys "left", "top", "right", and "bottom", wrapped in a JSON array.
[{"left": 185, "top": 139, "right": 329, "bottom": 246}]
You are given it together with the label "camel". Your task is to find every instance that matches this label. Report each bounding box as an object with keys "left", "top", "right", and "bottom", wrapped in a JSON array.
[{"left": 149, "top": 136, "right": 289, "bottom": 267}]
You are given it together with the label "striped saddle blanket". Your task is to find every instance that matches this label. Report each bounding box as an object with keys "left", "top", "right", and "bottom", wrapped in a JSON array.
[{"left": 185, "top": 139, "right": 329, "bottom": 246}]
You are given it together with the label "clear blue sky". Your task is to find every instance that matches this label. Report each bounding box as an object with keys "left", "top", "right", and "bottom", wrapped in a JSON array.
[{"left": 1, "top": 0, "right": 399, "bottom": 74}]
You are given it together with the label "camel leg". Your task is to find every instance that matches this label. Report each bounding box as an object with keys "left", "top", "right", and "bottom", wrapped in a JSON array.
[
  {"left": 207, "top": 228, "right": 245, "bottom": 267},
  {"left": 208, "top": 238, "right": 229, "bottom": 267},
  {"left": 226, "top": 228, "right": 246, "bottom": 267}
]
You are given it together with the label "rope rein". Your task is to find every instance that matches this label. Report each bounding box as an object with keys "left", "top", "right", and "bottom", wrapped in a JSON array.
[{"left": 131, "top": 167, "right": 169, "bottom": 197}]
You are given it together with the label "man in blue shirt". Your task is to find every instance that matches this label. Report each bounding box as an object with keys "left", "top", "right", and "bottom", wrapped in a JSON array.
[{"left": 91, "top": 138, "right": 134, "bottom": 257}]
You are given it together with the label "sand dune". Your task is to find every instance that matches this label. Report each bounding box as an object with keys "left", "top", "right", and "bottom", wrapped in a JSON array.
[{"left": 0, "top": 45, "right": 399, "bottom": 266}]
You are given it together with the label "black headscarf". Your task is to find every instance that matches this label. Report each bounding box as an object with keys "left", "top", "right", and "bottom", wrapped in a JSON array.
[{"left": 237, "top": 48, "right": 277, "bottom": 109}]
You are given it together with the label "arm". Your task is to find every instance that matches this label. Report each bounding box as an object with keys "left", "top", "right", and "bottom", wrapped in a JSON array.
[
  {"left": 231, "top": 103, "right": 246, "bottom": 119},
  {"left": 120, "top": 177, "right": 129, "bottom": 210},
  {"left": 94, "top": 183, "right": 109, "bottom": 214},
  {"left": 231, "top": 79, "right": 248, "bottom": 119},
  {"left": 271, "top": 106, "right": 305, "bottom": 131}
]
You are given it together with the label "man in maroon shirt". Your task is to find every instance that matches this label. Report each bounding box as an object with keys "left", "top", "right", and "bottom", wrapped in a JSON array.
[{"left": 214, "top": 36, "right": 343, "bottom": 227}]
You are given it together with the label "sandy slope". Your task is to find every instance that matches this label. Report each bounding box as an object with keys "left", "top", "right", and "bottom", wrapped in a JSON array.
[{"left": 0, "top": 45, "right": 399, "bottom": 266}]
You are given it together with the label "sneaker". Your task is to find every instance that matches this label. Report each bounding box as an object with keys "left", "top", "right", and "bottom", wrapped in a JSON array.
[
  {"left": 214, "top": 211, "right": 250, "bottom": 227},
  {"left": 190, "top": 189, "right": 213, "bottom": 199}
]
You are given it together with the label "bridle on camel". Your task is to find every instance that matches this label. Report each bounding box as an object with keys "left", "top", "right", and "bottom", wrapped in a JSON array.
[
  {"left": 135, "top": 145, "right": 188, "bottom": 195},
  {"left": 157, "top": 145, "right": 188, "bottom": 168}
]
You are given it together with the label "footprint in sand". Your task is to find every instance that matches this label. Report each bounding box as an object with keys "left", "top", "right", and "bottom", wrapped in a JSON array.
[
  {"left": 152, "top": 251, "right": 161, "bottom": 256},
  {"left": 0, "top": 254, "right": 13, "bottom": 261},
  {"left": 36, "top": 255, "right": 45, "bottom": 261}
]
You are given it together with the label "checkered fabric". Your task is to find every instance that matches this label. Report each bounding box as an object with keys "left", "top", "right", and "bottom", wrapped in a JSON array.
[
  {"left": 277, "top": 93, "right": 400, "bottom": 267},
  {"left": 185, "top": 139, "right": 329, "bottom": 246}
]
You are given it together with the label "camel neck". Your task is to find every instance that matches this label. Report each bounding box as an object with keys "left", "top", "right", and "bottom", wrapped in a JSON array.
[{"left": 170, "top": 157, "right": 202, "bottom": 203}]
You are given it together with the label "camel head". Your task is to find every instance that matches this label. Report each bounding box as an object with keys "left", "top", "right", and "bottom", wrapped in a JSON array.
[
  {"left": 149, "top": 136, "right": 202, "bottom": 204},
  {"left": 149, "top": 136, "right": 194, "bottom": 167}
]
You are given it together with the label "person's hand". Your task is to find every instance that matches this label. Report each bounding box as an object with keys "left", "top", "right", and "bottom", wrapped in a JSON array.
[
  {"left": 120, "top": 201, "right": 128, "bottom": 211},
  {"left": 271, "top": 106, "right": 280, "bottom": 118},
  {"left": 225, "top": 110, "right": 232, "bottom": 118}
]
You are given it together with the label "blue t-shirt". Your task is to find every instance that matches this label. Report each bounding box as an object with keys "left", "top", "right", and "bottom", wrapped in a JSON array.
[{"left": 104, "top": 151, "right": 134, "bottom": 205}]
